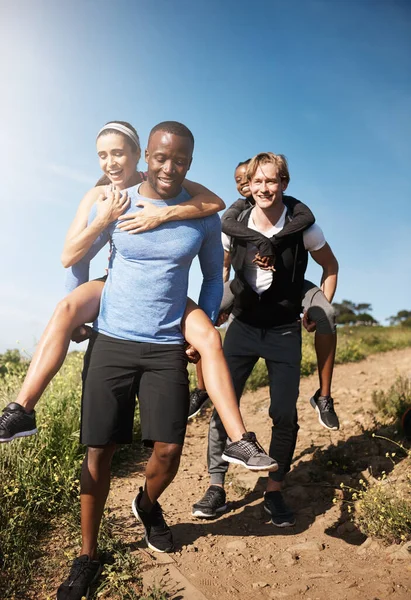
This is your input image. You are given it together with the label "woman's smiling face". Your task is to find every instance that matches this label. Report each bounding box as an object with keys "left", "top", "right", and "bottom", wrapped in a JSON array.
[{"left": 96, "top": 132, "right": 140, "bottom": 190}]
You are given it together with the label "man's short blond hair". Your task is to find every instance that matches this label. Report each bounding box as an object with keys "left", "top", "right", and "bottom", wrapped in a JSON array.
[{"left": 247, "top": 152, "right": 290, "bottom": 185}]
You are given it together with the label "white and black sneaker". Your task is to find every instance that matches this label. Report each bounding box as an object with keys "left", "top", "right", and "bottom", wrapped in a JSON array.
[
  {"left": 132, "top": 487, "right": 174, "bottom": 553},
  {"left": 310, "top": 390, "right": 340, "bottom": 430},
  {"left": 222, "top": 432, "right": 278, "bottom": 472},
  {"left": 264, "top": 491, "right": 296, "bottom": 528},
  {"left": 0, "top": 403, "right": 37, "bottom": 443},
  {"left": 188, "top": 388, "right": 210, "bottom": 419},
  {"left": 192, "top": 485, "right": 228, "bottom": 518}
]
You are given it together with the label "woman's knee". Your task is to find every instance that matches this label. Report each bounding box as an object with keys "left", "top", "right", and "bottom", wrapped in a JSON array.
[
  {"left": 307, "top": 304, "right": 336, "bottom": 335},
  {"left": 53, "top": 296, "right": 79, "bottom": 324},
  {"left": 196, "top": 325, "right": 222, "bottom": 354}
]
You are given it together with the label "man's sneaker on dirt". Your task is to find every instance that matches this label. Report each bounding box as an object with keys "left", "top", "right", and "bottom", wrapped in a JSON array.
[
  {"left": 188, "top": 388, "right": 210, "bottom": 419},
  {"left": 132, "top": 487, "right": 174, "bottom": 552},
  {"left": 0, "top": 402, "right": 37, "bottom": 443},
  {"left": 56, "top": 554, "right": 102, "bottom": 600},
  {"left": 222, "top": 432, "right": 278, "bottom": 472},
  {"left": 192, "top": 485, "right": 228, "bottom": 518},
  {"left": 310, "top": 390, "right": 340, "bottom": 430},
  {"left": 264, "top": 491, "right": 296, "bottom": 527}
]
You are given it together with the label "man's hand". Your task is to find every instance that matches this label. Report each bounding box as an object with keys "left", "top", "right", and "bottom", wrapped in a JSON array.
[
  {"left": 216, "top": 311, "right": 230, "bottom": 327},
  {"left": 71, "top": 325, "right": 93, "bottom": 343},
  {"left": 302, "top": 311, "right": 316, "bottom": 333},
  {"left": 117, "top": 200, "right": 167, "bottom": 234},
  {"left": 184, "top": 343, "right": 201, "bottom": 364},
  {"left": 252, "top": 252, "right": 276, "bottom": 271}
]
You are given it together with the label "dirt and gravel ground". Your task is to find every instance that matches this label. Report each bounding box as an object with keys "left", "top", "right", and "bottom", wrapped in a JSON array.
[{"left": 108, "top": 347, "right": 411, "bottom": 600}]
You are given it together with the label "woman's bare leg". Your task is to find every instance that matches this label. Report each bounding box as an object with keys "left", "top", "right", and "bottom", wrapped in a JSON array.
[
  {"left": 182, "top": 299, "right": 246, "bottom": 442},
  {"left": 16, "top": 281, "right": 105, "bottom": 412}
]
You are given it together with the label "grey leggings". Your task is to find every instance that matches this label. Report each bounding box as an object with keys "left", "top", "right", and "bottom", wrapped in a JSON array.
[{"left": 220, "top": 280, "right": 336, "bottom": 334}]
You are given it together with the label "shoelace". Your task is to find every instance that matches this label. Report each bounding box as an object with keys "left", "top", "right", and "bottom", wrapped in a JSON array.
[
  {"left": 149, "top": 503, "right": 169, "bottom": 530},
  {"left": 67, "top": 559, "right": 90, "bottom": 587},
  {"left": 239, "top": 432, "right": 266, "bottom": 456},
  {"left": 201, "top": 487, "right": 223, "bottom": 504},
  {"left": 0, "top": 410, "right": 22, "bottom": 427},
  {"left": 318, "top": 396, "right": 334, "bottom": 412}
]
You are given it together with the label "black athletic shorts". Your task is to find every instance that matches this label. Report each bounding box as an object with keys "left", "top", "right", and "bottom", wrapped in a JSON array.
[{"left": 80, "top": 332, "right": 189, "bottom": 447}]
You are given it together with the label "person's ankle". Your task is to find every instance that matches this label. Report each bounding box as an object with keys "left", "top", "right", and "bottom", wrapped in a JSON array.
[
  {"left": 266, "top": 480, "right": 283, "bottom": 493},
  {"left": 139, "top": 490, "right": 154, "bottom": 513},
  {"left": 80, "top": 548, "right": 98, "bottom": 561}
]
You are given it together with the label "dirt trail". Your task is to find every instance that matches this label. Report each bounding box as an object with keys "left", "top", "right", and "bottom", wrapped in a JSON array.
[{"left": 110, "top": 348, "right": 411, "bottom": 600}]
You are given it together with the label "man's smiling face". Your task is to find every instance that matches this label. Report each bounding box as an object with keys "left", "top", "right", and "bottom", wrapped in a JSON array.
[{"left": 145, "top": 131, "right": 193, "bottom": 199}]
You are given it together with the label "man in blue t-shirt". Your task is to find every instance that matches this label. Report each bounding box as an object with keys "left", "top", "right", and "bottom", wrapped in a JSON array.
[{"left": 57, "top": 122, "right": 227, "bottom": 597}]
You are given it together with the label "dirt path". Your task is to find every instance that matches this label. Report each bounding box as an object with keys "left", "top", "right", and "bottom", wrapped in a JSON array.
[{"left": 110, "top": 348, "right": 411, "bottom": 600}]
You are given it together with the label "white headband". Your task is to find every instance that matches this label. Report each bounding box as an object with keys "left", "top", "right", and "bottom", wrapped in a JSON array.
[{"left": 97, "top": 123, "right": 140, "bottom": 150}]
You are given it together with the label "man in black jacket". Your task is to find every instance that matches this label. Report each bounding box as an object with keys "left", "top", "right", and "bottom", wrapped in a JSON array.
[{"left": 192, "top": 153, "right": 339, "bottom": 526}]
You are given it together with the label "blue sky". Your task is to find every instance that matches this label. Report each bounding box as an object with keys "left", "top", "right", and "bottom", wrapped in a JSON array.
[{"left": 0, "top": 0, "right": 410, "bottom": 353}]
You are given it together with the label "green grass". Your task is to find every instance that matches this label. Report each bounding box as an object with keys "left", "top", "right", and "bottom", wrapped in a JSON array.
[{"left": 0, "top": 353, "right": 142, "bottom": 599}]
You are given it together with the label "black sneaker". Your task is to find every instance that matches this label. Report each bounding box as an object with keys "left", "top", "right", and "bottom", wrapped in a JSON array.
[
  {"left": 188, "top": 388, "right": 210, "bottom": 419},
  {"left": 131, "top": 487, "right": 174, "bottom": 553},
  {"left": 264, "top": 491, "right": 296, "bottom": 527},
  {"left": 192, "top": 485, "right": 228, "bottom": 518},
  {"left": 0, "top": 402, "right": 37, "bottom": 443},
  {"left": 222, "top": 432, "right": 278, "bottom": 472},
  {"left": 56, "top": 554, "right": 102, "bottom": 599},
  {"left": 310, "top": 390, "right": 340, "bottom": 430}
]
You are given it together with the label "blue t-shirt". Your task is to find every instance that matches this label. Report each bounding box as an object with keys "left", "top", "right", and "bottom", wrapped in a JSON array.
[{"left": 66, "top": 184, "right": 223, "bottom": 343}]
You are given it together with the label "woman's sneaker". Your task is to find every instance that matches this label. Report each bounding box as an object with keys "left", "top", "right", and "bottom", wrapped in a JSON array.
[
  {"left": 264, "top": 491, "right": 296, "bottom": 527},
  {"left": 0, "top": 403, "right": 37, "bottom": 443},
  {"left": 222, "top": 432, "right": 278, "bottom": 472},
  {"left": 132, "top": 487, "right": 174, "bottom": 553},
  {"left": 310, "top": 390, "right": 340, "bottom": 430},
  {"left": 56, "top": 554, "right": 102, "bottom": 599},
  {"left": 188, "top": 388, "right": 210, "bottom": 419},
  {"left": 192, "top": 485, "right": 228, "bottom": 518}
]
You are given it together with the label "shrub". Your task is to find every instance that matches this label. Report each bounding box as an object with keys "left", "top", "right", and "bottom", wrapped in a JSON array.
[
  {"left": 373, "top": 376, "right": 411, "bottom": 421},
  {"left": 354, "top": 477, "right": 411, "bottom": 544}
]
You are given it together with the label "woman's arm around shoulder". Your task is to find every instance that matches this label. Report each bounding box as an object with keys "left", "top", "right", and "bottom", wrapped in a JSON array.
[
  {"left": 117, "top": 180, "right": 225, "bottom": 234},
  {"left": 61, "top": 185, "right": 129, "bottom": 267}
]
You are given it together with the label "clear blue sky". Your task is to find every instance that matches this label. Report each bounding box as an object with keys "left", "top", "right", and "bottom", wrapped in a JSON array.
[{"left": 0, "top": 0, "right": 410, "bottom": 353}]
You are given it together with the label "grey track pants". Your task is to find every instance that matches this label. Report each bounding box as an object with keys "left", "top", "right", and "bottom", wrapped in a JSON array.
[{"left": 208, "top": 318, "right": 301, "bottom": 484}]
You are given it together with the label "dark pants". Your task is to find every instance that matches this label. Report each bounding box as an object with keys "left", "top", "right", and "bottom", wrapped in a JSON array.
[{"left": 208, "top": 318, "right": 301, "bottom": 483}]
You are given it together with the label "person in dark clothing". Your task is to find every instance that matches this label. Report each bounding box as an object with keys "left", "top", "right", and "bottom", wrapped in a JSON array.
[
  {"left": 192, "top": 152, "right": 339, "bottom": 525},
  {"left": 190, "top": 158, "right": 340, "bottom": 432}
]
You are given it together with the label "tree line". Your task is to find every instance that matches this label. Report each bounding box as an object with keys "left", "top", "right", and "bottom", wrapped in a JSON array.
[{"left": 332, "top": 300, "right": 411, "bottom": 327}]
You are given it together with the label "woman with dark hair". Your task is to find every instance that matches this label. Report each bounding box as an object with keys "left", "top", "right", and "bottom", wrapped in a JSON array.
[{"left": 0, "top": 121, "right": 276, "bottom": 475}]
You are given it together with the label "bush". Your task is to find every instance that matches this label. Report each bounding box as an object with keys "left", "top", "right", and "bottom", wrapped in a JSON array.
[
  {"left": 373, "top": 376, "right": 411, "bottom": 421},
  {"left": 354, "top": 475, "right": 411, "bottom": 544},
  {"left": 0, "top": 353, "right": 142, "bottom": 599}
]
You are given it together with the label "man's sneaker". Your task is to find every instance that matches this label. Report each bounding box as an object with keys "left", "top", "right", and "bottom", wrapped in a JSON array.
[
  {"left": 222, "top": 432, "right": 278, "bottom": 472},
  {"left": 56, "top": 554, "right": 102, "bottom": 599},
  {"left": 264, "top": 491, "right": 296, "bottom": 527},
  {"left": 310, "top": 390, "right": 340, "bottom": 430},
  {"left": 0, "top": 403, "right": 37, "bottom": 443},
  {"left": 132, "top": 487, "right": 174, "bottom": 553},
  {"left": 192, "top": 485, "right": 228, "bottom": 518},
  {"left": 188, "top": 388, "right": 210, "bottom": 419}
]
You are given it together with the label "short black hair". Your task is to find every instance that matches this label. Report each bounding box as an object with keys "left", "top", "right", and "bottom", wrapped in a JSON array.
[
  {"left": 236, "top": 158, "right": 251, "bottom": 168},
  {"left": 149, "top": 121, "right": 194, "bottom": 148}
]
